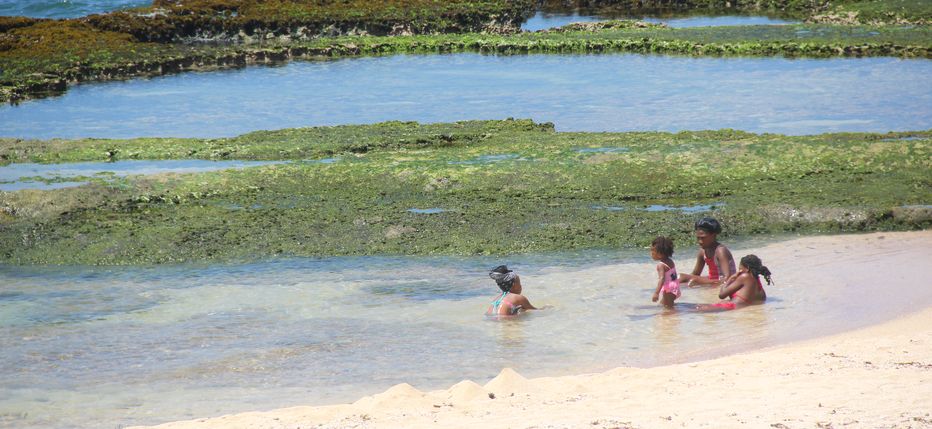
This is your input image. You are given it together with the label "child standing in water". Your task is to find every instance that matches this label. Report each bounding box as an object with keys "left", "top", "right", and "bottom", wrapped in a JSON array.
[
  {"left": 650, "top": 236, "right": 680, "bottom": 308},
  {"left": 679, "top": 217, "right": 736, "bottom": 287}
]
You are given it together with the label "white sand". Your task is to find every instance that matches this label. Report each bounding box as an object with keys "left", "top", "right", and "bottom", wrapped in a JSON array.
[{"left": 132, "top": 231, "right": 932, "bottom": 429}]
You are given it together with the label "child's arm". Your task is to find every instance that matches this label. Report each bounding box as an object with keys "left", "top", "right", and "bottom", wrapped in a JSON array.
[
  {"left": 652, "top": 263, "right": 666, "bottom": 302},
  {"left": 718, "top": 273, "right": 748, "bottom": 299},
  {"left": 514, "top": 294, "right": 537, "bottom": 310},
  {"left": 722, "top": 272, "right": 739, "bottom": 285}
]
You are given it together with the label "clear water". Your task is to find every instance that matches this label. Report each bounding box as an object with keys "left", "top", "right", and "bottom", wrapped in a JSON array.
[
  {"left": 575, "top": 147, "right": 629, "bottom": 153},
  {"left": 1, "top": 242, "right": 930, "bottom": 429},
  {"left": 590, "top": 203, "right": 723, "bottom": 213},
  {"left": 447, "top": 154, "right": 522, "bottom": 165},
  {"left": 0, "top": 0, "right": 150, "bottom": 19},
  {"left": 522, "top": 11, "right": 799, "bottom": 31},
  {"left": 522, "top": 11, "right": 604, "bottom": 31},
  {"left": 407, "top": 208, "right": 446, "bottom": 214},
  {"left": 644, "top": 203, "right": 723, "bottom": 213},
  {"left": 640, "top": 15, "right": 800, "bottom": 28},
  {"left": 0, "top": 160, "right": 284, "bottom": 191},
  {"left": 2, "top": 54, "right": 930, "bottom": 140}
]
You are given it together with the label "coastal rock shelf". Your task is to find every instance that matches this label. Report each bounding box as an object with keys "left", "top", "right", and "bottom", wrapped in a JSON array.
[
  {"left": 1, "top": 120, "right": 929, "bottom": 265},
  {"left": 2, "top": 20, "right": 931, "bottom": 103}
]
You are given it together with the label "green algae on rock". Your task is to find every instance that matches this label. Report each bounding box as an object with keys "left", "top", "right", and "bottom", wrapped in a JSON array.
[
  {"left": 539, "top": 0, "right": 932, "bottom": 25},
  {"left": 0, "top": 120, "right": 929, "bottom": 265},
  {"left": 85, "top": 0, "right": 531, "bottom": 43},
  {"left": 809, "top": 0, "right": 932, "bottom": 25}
]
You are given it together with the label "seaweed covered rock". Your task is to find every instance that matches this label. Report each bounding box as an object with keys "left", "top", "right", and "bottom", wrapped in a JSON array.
[
  {"left": 84, "top": 0, "right": 533, "bottom": 43},
  {"left": 808, "top": 0, "right": 932, "bottom": 26},
  {"left": 0, "top": 16, "right": 48, "bottom": 33},
  {"left": 539, "top": 19, "right": 667, "bottom": 33},
  {"left": 537, "top": 0, "right": 831, "bottom": 14}
]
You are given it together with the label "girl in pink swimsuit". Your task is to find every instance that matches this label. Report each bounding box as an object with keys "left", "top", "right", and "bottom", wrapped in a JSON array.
[
  {"left": 699, "top": 254, "right": 771, "bottom": 311},
  {"left": 650, "top": 236, "right": 680, "bottom": 308}
]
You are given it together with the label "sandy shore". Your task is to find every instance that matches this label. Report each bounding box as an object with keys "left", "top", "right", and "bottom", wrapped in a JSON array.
[{"left": 133, "top": 231, "right": 932, "bottom": 429}]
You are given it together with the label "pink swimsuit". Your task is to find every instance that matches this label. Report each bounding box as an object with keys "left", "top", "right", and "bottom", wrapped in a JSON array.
[{"left": 659, "top": 262, "right": 681, "bottom": 298}]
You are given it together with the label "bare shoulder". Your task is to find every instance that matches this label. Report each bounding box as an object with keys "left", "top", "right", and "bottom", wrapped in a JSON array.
[{"left": 716, "top": 244, "right": 734, "bottom": 257}]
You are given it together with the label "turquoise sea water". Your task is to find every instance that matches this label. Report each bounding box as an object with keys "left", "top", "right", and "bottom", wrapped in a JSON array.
[
  {"left": 2, "top": 54, "right": 930, "bottom": 139},
  {"left": 0, "top": 0, "right": 149, "bottom": 18}
]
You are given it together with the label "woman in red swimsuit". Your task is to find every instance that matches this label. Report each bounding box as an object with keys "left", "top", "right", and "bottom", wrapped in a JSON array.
[{"left": 678, "top": 217, "right": 736, "bottom": 288}]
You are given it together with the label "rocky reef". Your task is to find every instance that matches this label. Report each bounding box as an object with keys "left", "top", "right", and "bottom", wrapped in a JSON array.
[
  {"left": 2, "top": 0, "right": 931, "bottom": 103},
  {"left": 3, "top": 20, "right": 930, "bottom": 104},
  {"left": 84, "top": 0, "right": 531, "bottom": 44},
  {"left": 0, "top": 120, "right": 929, "bottom": 265}
]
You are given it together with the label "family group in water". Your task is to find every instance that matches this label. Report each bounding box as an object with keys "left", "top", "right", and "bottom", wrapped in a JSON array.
[{"left": 486, "top": 217, "right": 773, "bottom": 316}]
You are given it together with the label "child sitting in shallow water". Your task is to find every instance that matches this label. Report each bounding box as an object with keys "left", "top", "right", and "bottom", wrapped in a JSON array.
[
  {"left": 719, "top": 254, "right": 771, "bottom": 304},
  {"left": 699, "top": 254, "right": 771, "bottom": 311},
  {"left": 650, "top": 236, "right": 680, "bottom": 308},
  {"left": 486, "top": 265, "right": 537, "bottom": 316}
]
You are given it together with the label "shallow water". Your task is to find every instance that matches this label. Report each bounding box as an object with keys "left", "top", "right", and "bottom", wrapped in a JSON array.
[
  {"left": 1, "top": 241, "right": 930, "bottom": 429},
  {"left": 522, "top": 11, "right": 799, "bottom": 31},
  {"left": 0, "top": 160, "right": 284, "bottom": 191},
  {"left": 0, "top": 0, "right": 149, "bottom": 19},
  {"left": 2, "top": 54, "right": 930, "bottom": 139}
]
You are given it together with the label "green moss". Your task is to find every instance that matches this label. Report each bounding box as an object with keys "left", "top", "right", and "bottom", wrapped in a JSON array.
[
  {"left": 1, "top": 121, "right": 929, "bottom": 265},
  {"left": 85, "top": 0, "right": 532, "bottom": 42},
  {"left": 0, "top": 16, "right": 47, "bottom": 32},
  {"left": 0, "top": 119, "right": 553, "bottom": 164},
  {"left": 0, "top": 20, "right": 177, "bottom": 86},
  {"left": 814, "top": 0, "right": 932, "bottom": 24}
]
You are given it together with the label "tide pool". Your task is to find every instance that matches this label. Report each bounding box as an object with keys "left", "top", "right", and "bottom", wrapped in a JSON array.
[
  {"left": 1, "top": 54, "right": 930, "bottom": 139},
  {"left": 522, "top": 11, "right": 799, "bottom": 31},
  {"left": 0, "top": 159, "right": 285, "bottom": 191}
]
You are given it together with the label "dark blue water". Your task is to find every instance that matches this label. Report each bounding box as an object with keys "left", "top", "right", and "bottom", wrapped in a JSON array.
[
  {"left": 2, "top": 54, "right": 930, "bottom": 139},
  {"left": 522, "top": 11, "right": 799, "bottom": 31},
  {"left": 0, "top": 0, "right": 150, "bottom": 18}
]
